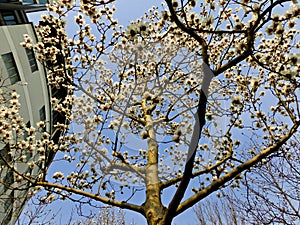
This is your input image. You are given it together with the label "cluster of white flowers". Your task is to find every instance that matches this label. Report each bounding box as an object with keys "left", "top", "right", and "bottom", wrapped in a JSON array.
[{"left": 53, "top": 172, "right": 64, "bottom": 179}]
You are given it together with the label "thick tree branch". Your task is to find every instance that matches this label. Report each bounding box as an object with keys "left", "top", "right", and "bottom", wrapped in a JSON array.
[
  {"left": 0, "top": 149, "right": 144, "bottom": 214},
  {"left": 174, "top": 121, "right": 300, "bottom": 216},
  {"left": 164, "top": 63, "right": 214, "bottom": 221},
  {"left": 36, "top": 181, "right": 143, "bottom": 213}
]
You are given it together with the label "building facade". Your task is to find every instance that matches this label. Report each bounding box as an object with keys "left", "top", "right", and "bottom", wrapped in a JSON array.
[{"left": 0, "top": 1, "right": 66, "bottom": 224}]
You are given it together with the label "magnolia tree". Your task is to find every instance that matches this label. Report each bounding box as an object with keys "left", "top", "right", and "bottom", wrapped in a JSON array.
[{"left": 0, "top": 0, "right": 299, "bottom": 224}]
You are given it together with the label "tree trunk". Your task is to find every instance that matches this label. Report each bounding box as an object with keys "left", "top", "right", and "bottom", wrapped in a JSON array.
[
  {"left": 144, "top": 184, "right": 168, "bottom": 225},
  {"left": 143, "top": 110, "right": 170, "bottom": 225}
]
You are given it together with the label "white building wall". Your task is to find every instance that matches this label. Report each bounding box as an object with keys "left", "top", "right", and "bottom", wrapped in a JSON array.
[
  {"left": 0, "top": 23, "right": 51, "bottom": 129},
  {"left": 0, "top": 23, "right": 51, "bottom": 225}
]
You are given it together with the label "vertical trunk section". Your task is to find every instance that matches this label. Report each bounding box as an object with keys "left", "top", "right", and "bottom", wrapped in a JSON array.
[{"left": 143, "top": 113, "right": 167, "bottom": 225}]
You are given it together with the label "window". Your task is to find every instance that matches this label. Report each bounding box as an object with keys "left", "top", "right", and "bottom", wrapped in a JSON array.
[
  {"left": 2, "top": 53, "right": 20, "bottom": 85},
  {"left": 0, "top": 144, "right": 11, "bottom": 166},
  {"left": 1, "top": 10, "right": 28, "bottom": 25},
  {"left": 1, "top": 11, "right": 17, "bottom": 25},
  {"left": 24, "top": 121, "right": 31, "bottom": 140},
  {"left": 24, "top": 121, "right": 33, "bottom": 160},
  {"left": 0, "top": 144, "right": 14, "bottom": 224},
  {"left": 39, "top": 105, "right": 46, "bottom": 131},
  {"left": 25, "top": 48, "right": 38, "bottom": 72},
  {"left": 38, "top": 0, "right": 47, "bottom": 4},
  {"left": 2, "top": 190, "right": 14, "bottom": 225},
  {"left": 39, "top": 106, "right": 46, "bottom": 122},
  {"left": 23, "top": 0, "right": 35, "bottom": 3}
]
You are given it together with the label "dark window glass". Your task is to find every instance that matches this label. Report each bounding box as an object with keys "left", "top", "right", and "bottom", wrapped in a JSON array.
[
  {"left": 2, "top": 53, "right": 20, "bottom": 84},
  {"left": 2, "top": 11, "right": 17, "bottom": 25},
  {"left": 2, "top": 191, "right": 13, "bottom": 224},
  {"left": 0, "top": 144, "right": 14, "bottom": 224},
  {"left": 24, "top": 121, "right": 31, "bottom": 140},
  {"left": 39, "top": 106, "right": 46, "bottom": 122},
  {"left": 0, "top": 145, "right": 13, "bottom": 194},
  {"left": 39, "top": 106, "right": 46, "bottom": 132},
  {"left": 0, "top": 144, "right": 11, "bottom": 166},
  {"left": 24, "top": 121, "right": 33, "bottom": 160},
  {"left": 25, "top": 48, "right": 38, "bottom": 72}
]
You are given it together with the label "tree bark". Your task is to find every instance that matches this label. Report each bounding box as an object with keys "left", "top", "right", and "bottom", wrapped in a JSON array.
[{"left": 143, "top": 108, "right": 168, "bottom": 225}]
